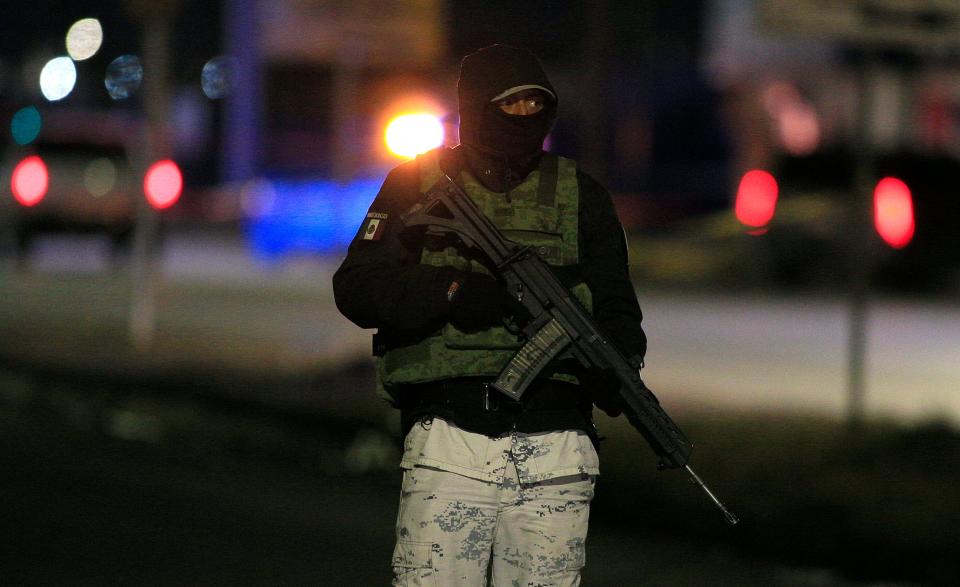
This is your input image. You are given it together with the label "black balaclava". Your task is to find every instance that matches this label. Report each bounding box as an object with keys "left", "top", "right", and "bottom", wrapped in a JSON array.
[{"left": 457, "top": 44, "right": 558, "bottom": 193}]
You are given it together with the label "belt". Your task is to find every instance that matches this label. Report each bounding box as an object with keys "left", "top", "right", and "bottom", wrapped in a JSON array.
[
  {"left": 397, "top": 377, "right": 587, "bottom": 414},
  {"left": 396, "top": 377, "right": 597, "bottom": 444}
]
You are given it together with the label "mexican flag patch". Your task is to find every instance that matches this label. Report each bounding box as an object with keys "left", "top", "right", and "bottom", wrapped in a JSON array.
[{"left": 361, "top": 211, "right": 388, "bottom": 240}]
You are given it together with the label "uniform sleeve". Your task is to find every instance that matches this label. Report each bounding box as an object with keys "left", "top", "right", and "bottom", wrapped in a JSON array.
[
  {"left": 577, "top": 170, "right": 647, "bottom": 363},
  {"left": 332, "top": 161, "right": 458, "bottom": 331}
]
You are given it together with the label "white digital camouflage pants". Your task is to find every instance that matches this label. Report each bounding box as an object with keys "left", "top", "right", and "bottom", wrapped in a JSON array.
[{"left": 391, "top": 457, "right": 595, "bottom": 586}]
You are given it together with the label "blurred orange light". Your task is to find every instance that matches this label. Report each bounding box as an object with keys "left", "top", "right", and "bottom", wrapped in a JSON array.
[
  {"left": 11, "top": 155, "right": 49, "bottom": 206},
  {"left": 144, "top": 159, "right": 182, "bottom": 210},
  {"left": 385, "top": 113, "right": 444, "bottom": 158},
  {"left": 735, "top": 169, "right": 778, "bottom": 229},
  {"left": 874, "top": 177, "right": 914, "bottom": 249}
]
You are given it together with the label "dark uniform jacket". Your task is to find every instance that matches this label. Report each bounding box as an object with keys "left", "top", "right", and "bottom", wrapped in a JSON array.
[
  {"left": 333, "top": 149, "right": 647, "bottom": 425},
  {"left": 333, "top": 154, "right": 645, "bottom": 352}
]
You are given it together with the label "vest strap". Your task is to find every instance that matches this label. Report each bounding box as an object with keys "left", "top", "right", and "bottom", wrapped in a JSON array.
[{"left": 537, "top": 153, "right": 559, "bottom": 207}]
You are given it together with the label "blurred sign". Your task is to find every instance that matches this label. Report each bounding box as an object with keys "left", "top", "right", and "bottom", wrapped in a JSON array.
[
  {"left": 758, "top": 0, "right": 960, "bottom": 50},
  {"left": 262, "top": 0, "right": 444, "bottom": 66}
]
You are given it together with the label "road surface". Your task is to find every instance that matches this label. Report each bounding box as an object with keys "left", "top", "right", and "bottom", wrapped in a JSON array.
[{"left": 2, "top": 232, "right": 957, "bottom": 425}]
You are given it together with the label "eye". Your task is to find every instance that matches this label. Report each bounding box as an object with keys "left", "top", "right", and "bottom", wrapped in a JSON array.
[
  {"left": 525, "top": 99, "right": 545, "bottom": 112},
  {"left": 495, "top": 94, "right": 547, "bottom": 114}
]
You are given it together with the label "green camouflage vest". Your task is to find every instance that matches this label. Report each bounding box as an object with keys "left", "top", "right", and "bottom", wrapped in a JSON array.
[{"left": 376, "top": 148, "right": 591, "bottom": 398}]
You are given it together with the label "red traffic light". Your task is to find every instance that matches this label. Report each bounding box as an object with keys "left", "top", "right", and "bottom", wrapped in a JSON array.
[
  {"left": 11, "top": 155, "right": 49, "bottom": 206},
  {"left": 873, "top": 177, "right": 914, "bottom": 249},
  {"left": 143, "top": 159, "right": 182, "bottom": 210},
  {"left": 735, "top": 169, "right": 778, "bottom": 229}
]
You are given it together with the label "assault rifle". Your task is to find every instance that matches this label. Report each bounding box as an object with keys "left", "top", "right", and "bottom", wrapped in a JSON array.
[{"left": 402, "top": 172, "right": 739, "bottom": 525}]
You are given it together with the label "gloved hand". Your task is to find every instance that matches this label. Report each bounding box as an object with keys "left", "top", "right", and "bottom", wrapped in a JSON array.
[
  {"left": 447, "top": 271, "right": 530, "bottom": 332},
  {"left": 582, "top": 366, "right": 625, "bottom": 417}
]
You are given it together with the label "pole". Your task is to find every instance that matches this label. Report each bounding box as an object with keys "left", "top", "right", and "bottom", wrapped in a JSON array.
[
  {"left": 846, "top": 52, "right": 880, "bottom": 428},
  {"left": 127, "top": 0, "right": 178, "bottom": 350}
]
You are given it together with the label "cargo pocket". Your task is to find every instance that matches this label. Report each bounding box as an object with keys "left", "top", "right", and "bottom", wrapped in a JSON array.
[
  {"left": 577, "top": 432, "right": 600, "bottom": 473},
  {"left": 391, "top": 540, "right": 437, "bottom": 587}
]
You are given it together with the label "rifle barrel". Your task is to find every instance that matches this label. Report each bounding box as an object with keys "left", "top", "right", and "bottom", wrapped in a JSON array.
[{"left": 685, "top": 465, "right": 740, "bottom": 525}]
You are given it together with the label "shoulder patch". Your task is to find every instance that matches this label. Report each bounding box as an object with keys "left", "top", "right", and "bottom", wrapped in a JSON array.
[{"left": 361, "top": 212, "right": 388, "bottom": 240}]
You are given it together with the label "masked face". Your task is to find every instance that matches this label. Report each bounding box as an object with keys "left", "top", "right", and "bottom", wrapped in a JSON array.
[
  {"left": 457, "top": 45, "right": 558, "bottom": 164},
  {"left": 477, "top": 89, "right": 555, "bottom": 160}
]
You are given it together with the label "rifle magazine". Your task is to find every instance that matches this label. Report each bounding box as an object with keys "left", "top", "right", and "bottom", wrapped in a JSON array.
[{"left": 492, "top": 318, "right": 571, "bottom": 400}]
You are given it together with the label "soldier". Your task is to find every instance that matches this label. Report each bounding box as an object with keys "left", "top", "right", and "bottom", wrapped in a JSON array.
[{"left": 333, "top": 44, "right": 646, "bottom": 586}]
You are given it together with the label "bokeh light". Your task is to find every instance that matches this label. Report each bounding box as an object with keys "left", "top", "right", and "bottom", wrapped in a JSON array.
[
  {"left": 761, "top": 81, "right": 821, "bottom": 156},
  {"left": 201, "top": 56, "right": 236, "bottom": 99},
  {"left": 105, "top": 55, "right": 143, "bottom": 100},
  {"left": 777, "top": 102, "right": 820, "bottom": 156},
  {"left": 84, "top": 157, "right": 117, "bottom": 197},
  {"left": 39, "top": 57, "right": 77, "bottom": 102},
  {"left": 11, "top": 106, "right": 42, "bottom": 145},
  {"left": 66, "top": 18, "right": 103, "bottom": 61},
  {"left": 385, "top": 113, "right": 444, "bottom": 158},
  {"left": 11, "top": 156, "right": 49, "bottom": 206},
  {"left": 735, "top": 169, "right": 778, "bottom": 229},
  {"left": 143, "top": 159, "right": 182, "bottom": 210},
  {"left": 874, "top": 177, "right": 914, "bottom": 249}
]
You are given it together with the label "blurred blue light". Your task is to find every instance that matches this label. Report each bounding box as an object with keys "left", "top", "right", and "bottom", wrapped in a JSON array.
[
  {"left": 105, "top": 55, "right": 143, "bottom": 100},
  {"left": 201, "top": 56, "right": 236, "bottom": 99},
  {"left": 245, "top": 175, "right": 384, "bottom": 260}
]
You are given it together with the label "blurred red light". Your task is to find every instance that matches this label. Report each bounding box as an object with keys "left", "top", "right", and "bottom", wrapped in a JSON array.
[
  {"left": 11, "top": 155, "right": 49, "bottom": 206},
  {"left": 874, "top": 177, "right": 914, "bottom": 249},
  {"left": 735, "top": 169, "right": 778, "bottom": 229},
  {"left": 144, "top": 159, "right": 182, "bottom": 210}
]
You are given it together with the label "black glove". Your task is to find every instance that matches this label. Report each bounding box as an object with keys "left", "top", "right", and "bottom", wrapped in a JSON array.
[
  {"left": 447, "top": 271, "right": 530, "bottom": 332},
  {"left": 582, "top": 366, "right": 625, "bottom": 417}
]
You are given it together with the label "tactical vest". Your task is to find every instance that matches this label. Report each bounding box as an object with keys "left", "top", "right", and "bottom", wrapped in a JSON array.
[{"left": 376, "top": 148, "right": 591, "bottom": 398}]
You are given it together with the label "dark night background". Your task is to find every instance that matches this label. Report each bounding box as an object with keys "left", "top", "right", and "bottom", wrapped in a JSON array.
[{"left": 1, "top": 1, "right": 959, "bottom": 585}]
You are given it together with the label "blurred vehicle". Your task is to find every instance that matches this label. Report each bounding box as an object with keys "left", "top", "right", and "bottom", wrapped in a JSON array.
[
  {"left": 772, "top": 149, "right": 960, "bottom": 292},
  {"left": 1, "top": 109, "right": 140, "bottom": 268},
  {"left": 625, "top": 149, "right": 960, "bottom": 295}
]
